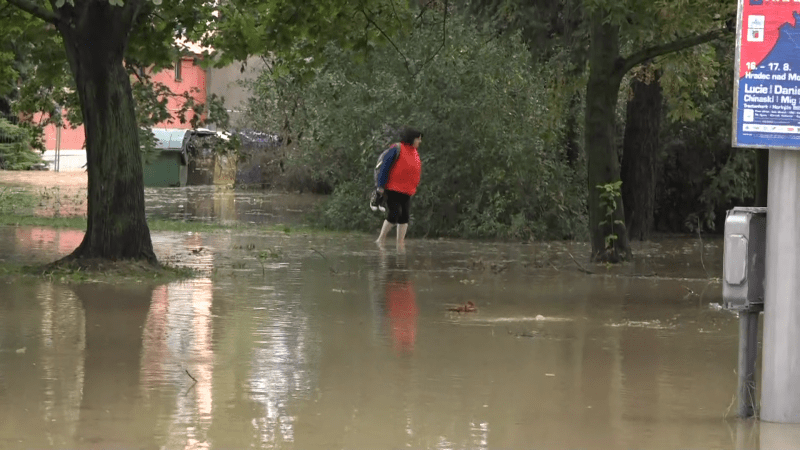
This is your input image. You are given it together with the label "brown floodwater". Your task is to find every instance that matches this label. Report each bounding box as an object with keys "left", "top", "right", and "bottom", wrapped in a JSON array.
[
  {"left": 0, "top": 183, "right": 322, "bottom": 225},
  {"left": 0, "top": 221, "right": 794, "bottom": 449}
]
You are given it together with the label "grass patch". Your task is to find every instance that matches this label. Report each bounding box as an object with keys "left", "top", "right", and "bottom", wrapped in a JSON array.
[
  {"left": 0, "top": 214, "right": 86, "bottom": 228},
  {"left": 0, "top": 258, "right": 198, "bottom": 284},
  {"left": 0, "top": 186, "right": 37, "bottom": 214}
]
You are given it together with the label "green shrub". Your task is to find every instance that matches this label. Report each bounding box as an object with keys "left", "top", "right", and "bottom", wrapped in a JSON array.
[
  {"left": 0, "top": 117, "right": 44, "bottom": 170},
  {"left": 248, "top": 12, "right": 586, "bottom": 241}
]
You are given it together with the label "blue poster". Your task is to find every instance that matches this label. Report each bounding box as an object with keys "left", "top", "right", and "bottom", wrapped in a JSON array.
[{"left": 734, "top": 1, "right": 800, "bottom": 149}]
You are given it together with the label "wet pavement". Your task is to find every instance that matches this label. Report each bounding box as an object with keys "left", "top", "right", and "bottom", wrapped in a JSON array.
[{"left": 4, "top": 212, "right": 795, "bottom": 449}]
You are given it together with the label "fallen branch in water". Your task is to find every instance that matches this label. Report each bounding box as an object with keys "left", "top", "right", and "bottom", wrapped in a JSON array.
[
  {"left": 311, "top": 248, "right": 338, "bottom": 274},
  {"left": 183, "top": 369, "right": 198, "bottom": 396},
  {"left": 568, "top": 252, "right": 594, "bottom": 274},
  {"left": 185, "top": 369, "right": 197, "bottom": 383}
]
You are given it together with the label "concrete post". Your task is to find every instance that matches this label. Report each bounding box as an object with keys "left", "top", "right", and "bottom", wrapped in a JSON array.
[{"left": 761, "top": 149, "right": 800, "bottom": 423}]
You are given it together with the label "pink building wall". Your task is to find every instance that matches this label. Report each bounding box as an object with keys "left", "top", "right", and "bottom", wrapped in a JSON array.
[{"left": 40, "top": 57, "right": 207, "bottom": 151}]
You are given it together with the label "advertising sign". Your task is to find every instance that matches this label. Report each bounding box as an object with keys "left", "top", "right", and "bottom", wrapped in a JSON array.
[{"left": 734, "top": 0, "right": 800, "bottom": 149}]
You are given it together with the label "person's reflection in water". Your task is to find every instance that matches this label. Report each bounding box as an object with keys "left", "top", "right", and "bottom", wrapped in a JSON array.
[{"left": 384, "top": 253, "right": 418, "bottom": 355}]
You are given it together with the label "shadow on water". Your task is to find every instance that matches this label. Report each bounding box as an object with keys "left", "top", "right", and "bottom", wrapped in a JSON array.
[{"left": 4, "top": 222, "right": 800, "bottom": 448}]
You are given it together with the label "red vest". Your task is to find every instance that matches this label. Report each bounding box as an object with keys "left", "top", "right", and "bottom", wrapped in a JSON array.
[{"left": 385, "top": 143, "right": 421, "bottom": 195}]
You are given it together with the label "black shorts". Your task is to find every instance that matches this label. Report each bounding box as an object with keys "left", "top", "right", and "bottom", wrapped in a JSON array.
[{"left": 385, "top": 190, "right": 411, "bottom": 224}]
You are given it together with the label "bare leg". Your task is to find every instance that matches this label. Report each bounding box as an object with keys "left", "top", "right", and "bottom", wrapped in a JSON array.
[
  {"left": 396, "top": 223, "right": 408, "bottom": 247},
  {"left": 376, "top": 220, "right": 395, "bottom": 245}
]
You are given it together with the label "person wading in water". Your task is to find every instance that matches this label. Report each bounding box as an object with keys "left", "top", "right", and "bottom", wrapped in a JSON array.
[{"left": 374, "top": 128, "right": 422, "bottom": 248}]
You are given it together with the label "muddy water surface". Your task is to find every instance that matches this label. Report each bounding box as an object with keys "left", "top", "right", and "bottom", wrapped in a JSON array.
[
  {"left": 0, "top": 182, "right": 322, "bottom": 225},
  {"left": 0, "top": 221, "right": 787, "bottom": 449}
]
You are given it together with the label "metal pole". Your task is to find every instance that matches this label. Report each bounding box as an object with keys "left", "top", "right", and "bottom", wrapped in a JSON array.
[
  {"left": 737, "top": 309, "right": 759, "bottom": 418},
  {"left": 55, "top": 125, "right": 62, "bottom": 172},
  {"left": 761, "top": 148, "right": 800, "bottom": 423}
]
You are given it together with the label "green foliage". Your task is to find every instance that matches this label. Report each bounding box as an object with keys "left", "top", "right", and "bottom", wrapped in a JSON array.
[
  {"left": 256, "top": 247, "right": 283, "bottom": 275},
  {"left": 0, "top": 117, "right": 44, "bottom": 170},
  {"left": 462, "top": 0, "right": 587, "bottom": 69},
  {"left": 206, "top": 0, "right": 414, "bottom": 74},
  {"left": 658, "top": 44, "right": 722, "bottom": 122},
  {"left": 657, "top": 40, "right": 754, "bottom": 234},
  {"left": 596, "top": 180, "right": 623, "bottom": 249},
  {"left": 246, "top": 12, "right": 586, "bottom": 240}
]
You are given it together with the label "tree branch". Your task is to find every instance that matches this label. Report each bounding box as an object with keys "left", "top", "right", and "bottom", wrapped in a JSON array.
[
  {"left": 617, "top": 27, "right": 731, "bottom": 77},
  {"left": 119, "top": 0, "right": 145, "bottom": 33},
  {"left": 413, "top": 0, "right": 447, "bottom": 77},
  {"left": 359, "top": 6, "right": 413, "bottom": 76},
  {"left": 6, "top": 0, "right": 60, "bottom": 25}
]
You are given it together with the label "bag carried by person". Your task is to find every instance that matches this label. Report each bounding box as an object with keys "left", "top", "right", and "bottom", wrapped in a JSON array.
[{"left": 369, "top": 143, "right": 400, "bottom": 212}]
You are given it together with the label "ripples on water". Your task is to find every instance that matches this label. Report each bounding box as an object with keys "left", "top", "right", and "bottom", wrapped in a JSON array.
[{"left": 0, "top": 216, "right": 776, "bottom": 449}]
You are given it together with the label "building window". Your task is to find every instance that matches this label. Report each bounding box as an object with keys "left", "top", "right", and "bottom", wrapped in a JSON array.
[{"left": 175, "top": 59, "right": 182, "bottom": 82}]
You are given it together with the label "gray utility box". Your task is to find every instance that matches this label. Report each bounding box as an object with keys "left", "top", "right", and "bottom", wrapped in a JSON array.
[{"left": 723, "top": 207, "right": 767, "bottom": 311}]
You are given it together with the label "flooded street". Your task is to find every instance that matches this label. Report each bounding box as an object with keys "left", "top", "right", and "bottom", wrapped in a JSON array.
[
  {"left": 0, "top": 185, "right": 793, "bottom": 448},
  {"left": 0, "top": 177, "right": 321, "bottom": 225},
  {"left": 4, "top": 216, "right": 791, "bottom": 448}
]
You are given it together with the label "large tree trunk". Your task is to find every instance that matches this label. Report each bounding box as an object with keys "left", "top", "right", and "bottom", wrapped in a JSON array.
[
  {"left": 56, "top": 1, "right": 156, "bottom": 264},
  {"left": 585, "top": 13, "right": 631, "bottom": 262},
  {"left": 621, "top": 70, "right": 663, "bottom": 241}
]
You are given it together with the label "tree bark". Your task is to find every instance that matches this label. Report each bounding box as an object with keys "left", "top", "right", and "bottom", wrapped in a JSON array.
[
  {"left": 54, "top": 1, "right": 156, "bottom": 264},
  {"left": 621, "top": 70, "right": 662, "bottom": 241},
  {"left": 585, "top": 13, "right": 631, "bottom": 262}
]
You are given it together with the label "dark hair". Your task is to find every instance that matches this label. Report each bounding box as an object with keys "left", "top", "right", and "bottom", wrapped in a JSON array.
[{"left": 399, "top": 127, "right": 422, "bottom": 145}]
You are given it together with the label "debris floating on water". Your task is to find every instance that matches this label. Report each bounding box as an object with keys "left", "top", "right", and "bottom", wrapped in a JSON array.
[{"left": 448, "top": 301, "right": 477, "bottom": 313}]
